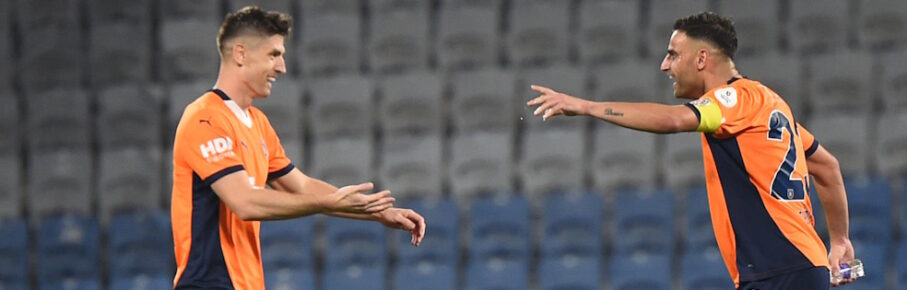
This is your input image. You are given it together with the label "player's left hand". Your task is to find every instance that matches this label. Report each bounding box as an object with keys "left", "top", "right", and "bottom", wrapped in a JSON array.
[
  {"left": 374, "top": 208, "right": 426, "bottom": 246},
  {"left": 828, "top": 237, "right": 856, "bottom": 287},
  {"left": 527, "top": 84, "right": 590, "bottom": 121}
]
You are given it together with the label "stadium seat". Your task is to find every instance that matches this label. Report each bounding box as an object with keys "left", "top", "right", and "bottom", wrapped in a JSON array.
[
  {"left": 26, "top": 88, "right": 90, "bottom": 152},
  {"left": 109, "top": 275, "right": 171, "bottom": 290},
  {"left": 718, "top": 0, "right": 780, "bottom": 57},
  {"left": 790, "top": 0, "right": 848, "bottom": 56},
  {"left": 590, "top": 59, "right": 661, "bottom": 104},
  {"left": 685, "top": 186, "right": 719, "bottom": 255},
  {"left": 379, "top": 134, "right": 443, "bottom": 200},
  {"left": 0, "top": 94, "right": 17, "bottom": 156},
  {"left": 324, "top": 264, "right": 386, "bottom": 290},
  {"left": 466, "top": 260, "right": 529, "bottom": 290},
  {"left": 469, "top": 196, "right": 531, "bottom": 263},
  {"left": 254, "top": 80, "right": 303, "bottom": 141},
  {"left": 540, "top": 193, "right": 604, "bottom": 258},
  {"left": 86, "top": 0, "right": 152, "bottom": 25},
  {"left": 166, "top": 80, "right": 212, "bottom": 133},
  {"left": 681, "top": 251, "right": 734, "bottom": 290},
  {"left": 519, "top": 128, "right": 586, "bottom": 201},
  {"left": 441, "top": 0, "right": 502, "bottom": 10},
  {"left": 734, "top": 53, "right": 805, "bottom": 117},
  {"left": 107, "top": 210, "right": 171, "bottom": 279},
  {"left": 368, "top": 9, "right": 429, "bottom": 74},
  {"left": 300, "top": 0, "right": 360, "bottom": 17},
  {"left": 577, "top": 0, "right": 639, "bottom": 65},
  {"left": 265, "top": 268, "right": 315, "bottom": 290},
  {"left": 27, "top": 150, "right": 93, "bottom": 219},
  {"left": 19, "top": 27, "right": 82, "bottom": 91},
  {"left": 896, "top": 242, "right": 907, "bottom": 286},
  {"left": 875, "top": 111, "right": 907, "bottom": 176},
  {"left": 591, "top": 125, "right": 658, "bottom": 192},
  {"left": 448, "top": 131, "right": 515, "bottom": 203},
  {"left": 609, "top": 253, "right": 671, "bottom": 290},
  {"left": 518, "top": 64, "right": 589, "bottom": 130},
  {"left": 844, "top": 178, "right": 893, "bottom": 244},
  {"left": 805, "top": 114, "right": 871, "bottom": 178},
  {"left": 308, "top": 74, "right": 374, "bottom": 139},
  {"left": 0, "top": 218, "right": 28, "bottom": 284},
  {"left": 0, "top": 21, "right": 12, "bottom": 90},
  {"left": 449, "top": 68, "right": 518, "bottom": 133},
  {"left": 507, "top": 1, "right": 570, "bottom": 67},
  {"left": 35, "top": 214, "right": 100, "bottom": 286},
  {"left": 298, "top": 13, "right": 361, "bottom": 76},
  {"left": 612, "top": 189, "right": 675, "bottom": 256},
  {"left": 880, "top": 51, "right": 907, "bottom": 110},
  {"left": 538, "top": 256, "right": 600, "bottom": 290},
  {"left": 324, "top": 217, "right": 388, "bottom": 269},
  {"left": 0, "top": 155, "right": 22, "bottom": 219},
  {"left": 38, "top": 278, "right": 101, "bottom": 290},
  {"left": 379, "top": 71, "right": 444, "bottom": 136},
  {"left": 261, "top": 217, "right": 315, "bottom": 272},
  {"left": 16, "top": 0, "right": 80, "bottom": 31},
  {"left": 309, "top": 136, "right": 374, "bottom": 187},
  {"left": 89, "top": 23, "right": 153, "bottom": 86},
  {"left": 664, "top": 132, "right": 705, "bottom": 191},
  {"left": 158, "top": 0, "right": 219, "bottom": 21},
  {"left": 437, "top": 6, "right": 499, "bottom": 71},
  {"left": 857, "top": 0, "right": 907, "bottom": 52},
  {"left": 396, "top": 198, "right": 459, "bottom": 266},
  {"left": 98, "top": 148, "right": 163, "bottom": 222},
  {"left": 394, "top": 263, "right": 456, "bottom": 290},
  {"left": 96, "top": 84, "right": 162, "bottom": 150},
  {"left": 647, "top": 0, "right": 710, "bottom": 58},
  {"left": 159, "top": 19, "right": 220, "bottom": 83},
  {"left": 806, "top": 51, "right": 874, "bottom": 114}
]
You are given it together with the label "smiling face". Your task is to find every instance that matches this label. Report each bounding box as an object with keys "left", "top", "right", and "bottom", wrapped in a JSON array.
[
  {"left": 660, "top": 30, "right": 706, "bottom": 100},
  {"left": 238, "top": 34, "right": 287, "bottom": 99}
]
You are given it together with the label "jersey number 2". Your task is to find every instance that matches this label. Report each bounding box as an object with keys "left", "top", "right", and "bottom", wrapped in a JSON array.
[{"left": 767, "top": 110, "right": 805, "bottom": 201}]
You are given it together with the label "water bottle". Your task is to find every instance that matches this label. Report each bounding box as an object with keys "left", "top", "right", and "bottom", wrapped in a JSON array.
[{"left": 830, "top": 259, "right": 864, "bottom": 284}]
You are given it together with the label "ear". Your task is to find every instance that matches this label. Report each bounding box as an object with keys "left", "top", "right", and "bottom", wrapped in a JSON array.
[
  {"left": 232, "top": 42, "right": 246, "bottom": 67},
  {"left": 696, "top": 48, "right": 708, "bottom": 70}
]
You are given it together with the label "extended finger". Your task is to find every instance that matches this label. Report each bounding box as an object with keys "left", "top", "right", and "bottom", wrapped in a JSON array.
[
  {"left": 527, "top": 95, "right": 548, "bottom": 106},
  {"left": 543, "top": 105, "right": 563, "bottom": 120},
  {"left": 530, "top": 84, "right": 555, "bottom": 95},
  {"left": 362, "top": 190, "right": 391, "bottom": 202},
  {"left": 533, "top": 100, "right": 557, "bottom": 116},
  {"left": 415, "top": 213, "right": 426, "bottom": 245},
  {"left": 354, "top": 182, "right": 375, "bottom": 192},
  {"left": 364, "top": 197, "right": 395, "bottom": 212}
]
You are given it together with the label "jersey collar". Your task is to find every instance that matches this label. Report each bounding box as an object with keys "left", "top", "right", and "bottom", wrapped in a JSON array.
[{"left": 211, "top": 89, "right": 253, "bottom": 128}]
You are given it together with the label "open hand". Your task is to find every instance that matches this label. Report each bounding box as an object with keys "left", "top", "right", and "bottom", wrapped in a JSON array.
[
  {"left": 375, "top": 207, "right": 426, "bottom": 246},
  {"left": 527, "top": 85, "right": 589, "bottom": 121}
]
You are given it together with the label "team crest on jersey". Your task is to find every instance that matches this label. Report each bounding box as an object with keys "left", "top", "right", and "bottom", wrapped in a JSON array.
[{"left": 715, "top": 87, "right": 738, "bottom": 108}]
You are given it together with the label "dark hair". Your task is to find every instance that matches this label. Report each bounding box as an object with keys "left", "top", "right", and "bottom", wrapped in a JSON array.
[
  {"left": 673, "top": 12, "right": 737, "bottom": 59},
  {"left": 217, "top": 6, "right": 291, "bottom": 57}
]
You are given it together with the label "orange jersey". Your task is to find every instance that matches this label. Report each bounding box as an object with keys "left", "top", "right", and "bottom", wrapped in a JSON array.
[
  {"left": 171, "top": 89, "right": 294, "bottom": 289},
  {"left": 687, "top": 78, "right": 828, "bottom": 286}
]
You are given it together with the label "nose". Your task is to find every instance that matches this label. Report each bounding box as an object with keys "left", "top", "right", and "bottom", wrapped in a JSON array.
[
  {"left": 275, "top": 56, "right": 287, "bottom": 75},
  {"left": 659, "top": 54, "right": 670, "bottom": 72}
]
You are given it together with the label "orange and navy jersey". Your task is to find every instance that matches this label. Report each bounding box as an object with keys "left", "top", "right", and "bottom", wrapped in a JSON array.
[
  {"left": 171, "top": 89, "right": 294, "bottom": 290},
  {"left": 686, "top": 78, "right": 828, "bottom": 286}
]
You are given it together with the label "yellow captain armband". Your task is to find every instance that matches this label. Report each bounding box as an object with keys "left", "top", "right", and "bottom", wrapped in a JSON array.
[{"left": 687, "top": 97, "right": 722, "bottom": 133}]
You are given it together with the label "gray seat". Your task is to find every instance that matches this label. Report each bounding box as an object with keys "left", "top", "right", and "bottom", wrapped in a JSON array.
[
  {"left": 647, "top": 0, "right": 710, "bottom": 58},
  {"left": 450, "top": 68, "right": 518, "bottom": 133},
  {"left": 735, "top": 53, "right": 805, "bottom": 118},
  {"left": 519, "top": 128, "right": 586, "bottom": 201},
  {"left": 857, "top": 0, "right": 907, "bottom": 52},
  {"left": 280, "top": 140, "right": 304, "bottom": 168},
  {"left": 806, "top": 51, "right": 874, "bottom": 114},
  {"left": 875, "top": 111, "right": 907, "bottom": 177},
  {"left": 379, "top": 71, "right": 444, "bottom": 136},
  {"left": 89, "top": 24, "right": 153, "bottom": 86},
  {"left": 310, "top": 137, "right": 374, "bottom": 188},
  {"left": 86, "top": 0, "right": 152, "bottom": 26},
  {"left": 371, "top": 0, "right": 431, "bottom": 15},
  {"left": 518, "top": 64, "right": 588, "bottom": 130},
  {"left": 718, "top": 0, "right": 779, "bottom": 57},
  {"left": 0, "top": 155, "right": 22, "bottom": 219},
  {"left": 790, "top": 0, "right": 848, "bottom": 56},
  {"left": 0, "top": 23, "right": 12, "bottom": 90},
  {"left": 300, "top": 0, "right": 361, "bottom": 16},
  {"left": 254, "top": 80, "right": 303, "bottom": 141},
  {"left": 19, "top": 27, "right": 82, "bottom": 91},
  {"left": 591, "top": 126, "right": 658, "bottom": 193},
  {"left": 16, "top": 0, "right": 80, "bottom": 31},
  {"left": 308, "top": 75, "right": 374, "bottom": 140},
  {"left": 379, "top": 134, "right": 443, "bottom": 200},
  {"left": 440, "top": 0, "right": 502, "bottom": 10},
  {"left": 664, "top": 132, "right": 705, "bottom": 191},
  {"left": 806, "top": 114, "right": 871, "bottom": 178},
  {"left": 299, "top": 14, "right": 361, "bottom": 77},
  {"left": 507, "top": 1, "right": 570, "bottom": 67},
  {"left": 437, "top": 6, "right": 499, "bottom": 71},
  {"left": 26, "top": 88, "right": 90, "bottom": 152},
  {"left": 0, "top": 94, "right": 20, "bottom": 155},
  {"left": 27, "top": 150, "right": 93, "bottom": 220},
  {"left": 368, "top": 9, "right": 430, "bottom": 74},
  {"left": 159, "top": 19, "right": 220, "bottom": 83},
  {"left": 98, "top": 148, "right": 162, "bottom": 223},
  {"left": 880, "top": 51, "right": 907, "bottom": 110},
  {"left": 577, "top": 0, "right": 640, "bottom": 65},
  {"left": 97, "top": 84, "right": 162, "bottom": 151},
  {"left": 159, "top": 0, "right": 219, "bottom": 21},
  {"left": 228, "top": 0, "right": 291, "bottom": 12},
  {"left": 449, "top": 131, "right": 515, "bottom": 204},
  {"left": 590, "top": 59, "right": 661, "bottom": 106}
]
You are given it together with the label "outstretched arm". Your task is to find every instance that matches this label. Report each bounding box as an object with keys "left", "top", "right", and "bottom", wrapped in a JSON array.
[
  {"left": 806, "top": 145, "right": 855, "bottom": 287},
  {"left": 527, "top": 85, "right": 700, "bottom": 133}
]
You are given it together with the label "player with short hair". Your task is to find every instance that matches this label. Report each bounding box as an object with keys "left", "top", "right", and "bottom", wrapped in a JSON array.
[
  {"left": 529, "top": 12, "right": 855, "bottom": 289},
  {"left": 170, "top": 6, "right": 425, "bottom": 289}
]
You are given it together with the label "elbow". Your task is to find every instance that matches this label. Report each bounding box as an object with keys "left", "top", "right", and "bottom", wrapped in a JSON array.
[{"left": 658, "top": 116, "right": 686, "bottom": 134}]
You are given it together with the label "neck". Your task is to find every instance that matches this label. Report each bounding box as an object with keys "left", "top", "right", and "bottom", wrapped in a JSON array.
[
  {"left": 703, "top": 60, "right": 742, "bottom": 90},
  {"left": 213, "top": 64, "right": 253, "bottom": 110}
]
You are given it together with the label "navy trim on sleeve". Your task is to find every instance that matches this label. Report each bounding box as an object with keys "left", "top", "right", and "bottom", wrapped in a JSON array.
[
  {"left": 203, "top": 165, "right": 245, "bottom": 185},
  {"left": 267, "top": 163, "right": 295, "bottom": 181},
  {"left": 804, "top": 140, "right": 820, "bottom": 158},
  {"left": 684, "top": 103, "right": 702, "bottom": 122}
]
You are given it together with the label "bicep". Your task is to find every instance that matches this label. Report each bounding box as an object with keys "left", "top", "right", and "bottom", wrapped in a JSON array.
[{"left": 211, "top": 170, "right": 255, "bottom": 207}]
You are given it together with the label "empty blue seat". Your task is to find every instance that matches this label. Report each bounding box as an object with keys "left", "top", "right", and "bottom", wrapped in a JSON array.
[
  {"left": 469, "top": 195, "right": 531, "bottom": 263},
  {"left": 539, "top": 256, "right": 599, "bottom": 290},
  {"left": 265, "top": 268, "right": 315, "bottom": 290},
  {"left": 108, "top": 210, "right": 171, "bottom": 279},
  {"left": 396, "top": 198, "right": 458, "bottom": 266},
  {"left": 466, "top": 260, "right": 528, "bottom": 290},
  {"left": 845, "top": 178, "right": 892, "bottom": 244},
  {"left": 609, "top": 253, "right": 671, "bottom": 290},
  {"left": 0, "top": 218, "right": 28, "bottom": 284},
  {"left": 36, "top": 214, "right": 100, "bottom": 286},
  {"left": 896, "top": 242, "right": 907, "bottom": 286},
  {"left": 108, "top": 275, "right": 171, "bottom": 290},
  {"left": 541, "top": 192, "right": 603, "bottom": 258},
  {"left": 324, "top": 217, "right": 387, "bottom": 269},
  {"left": 38, "top": 278, "right": 101, "bottom": 290},
  {"left": 394, "top": 263, "right": 456, "bottom": 290},
  {"left": 261, "top": 217, "right": 314, "bottom": 271},
  {"left": 685, "top": 186, "right": 719, "bottom": 255},
  {"left": 613, "top": 190, "right": 675, "bottom": 256},
  {"left": 323, "top": 264, "right": 386, "bottom": 290},
  {"left": 681, "top": 251, "right": 733, "bottom": 290}
]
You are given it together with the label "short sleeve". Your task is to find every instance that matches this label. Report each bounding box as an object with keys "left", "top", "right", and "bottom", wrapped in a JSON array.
[
  {"left": 174, "top": 111, "right": 244, "bottom": 184},
  {"left": 702, "top": 85, "right": 756, "bottom": 137},
  {"left": 258, "top": 113, "right": 294, "bottom": 181},
  {"left": 797, "top": 123, "right": 820, "bottom": 158}
]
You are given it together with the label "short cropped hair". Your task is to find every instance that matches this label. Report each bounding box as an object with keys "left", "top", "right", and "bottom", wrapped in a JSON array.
[
  {"left": 216, "top": 6, "right": 291, "bottom": 58},
  {"left": 673, "top": 12, "right": 737, "bottom": 59}
]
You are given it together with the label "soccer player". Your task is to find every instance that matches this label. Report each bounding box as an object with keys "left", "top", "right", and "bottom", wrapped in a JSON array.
[
  {"left": 171, "top": 6, "right": 425, "bottom": 289},
  {"left": 528, "top": 12, "right": 855, "bottom": 289}
]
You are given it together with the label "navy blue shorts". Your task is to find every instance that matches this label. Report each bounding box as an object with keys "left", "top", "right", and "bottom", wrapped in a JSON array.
[{"left": 737, "top": 266, "right": 829, "bottom": 290}]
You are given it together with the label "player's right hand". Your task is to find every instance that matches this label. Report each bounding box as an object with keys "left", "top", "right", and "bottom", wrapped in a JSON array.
[{"left": 326, "top": 182, "right": 395, "bottom": 214}]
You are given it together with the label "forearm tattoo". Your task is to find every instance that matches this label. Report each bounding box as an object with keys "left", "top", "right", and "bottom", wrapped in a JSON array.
[{"left": 604, "top": 108, "right": 624, "bottom": 117}]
